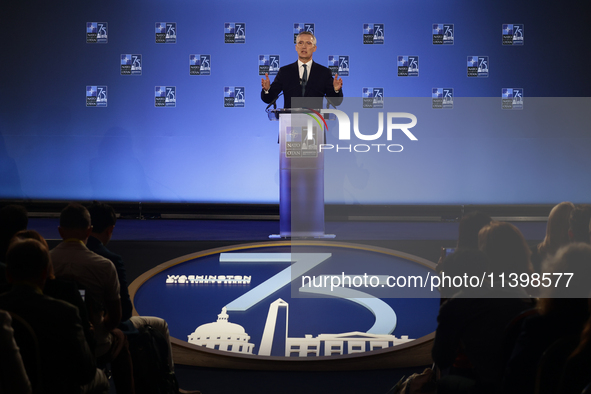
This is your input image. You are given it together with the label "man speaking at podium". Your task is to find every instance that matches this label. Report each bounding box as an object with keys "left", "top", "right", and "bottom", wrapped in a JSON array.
[{"left": 261, "top": 31, "right": 343, "bottom": 109}]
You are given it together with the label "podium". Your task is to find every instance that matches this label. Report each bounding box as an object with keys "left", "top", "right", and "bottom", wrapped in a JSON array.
[{"left": 267, "top": 108, "right": 334, "bottom": 238}]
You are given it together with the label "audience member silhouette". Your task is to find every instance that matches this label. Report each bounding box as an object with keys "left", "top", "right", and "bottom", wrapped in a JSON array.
[
  {"left": 49, "top": 203, "right": 134, "bottom": 394},
  {"left": 503, "top": 242, "right": 591, "bottom": 394},
  {"left": 479, "top": 221, "right": 535, "bottom": 281},
  {"left": 433, "top": 222, "right": 535, "bottom": 394},
  {"left": 0, "top": 204, "right": 28, "bottom": 287},
  {"left": 0, "top": 238, "right": 105, "bottom": 394},
  {"left": 568, "top": 205, "right": 591, "bottom": 244},
  {"left": 436, "top": 211, "right": 492, "bottom": 299},
  {"left": 437, "top": 249, "right": 490, "bottom": 300},
  {"left": 531, "top": 201, "right": 575, "bottom": 273},
  {"left": 12, "top": 229, "right": 95, "bottom": 349},
  {"left": 86, "top": 201, "right": 133, "bottom": 321},
  {"left": 558, "top": 297, "right": 591, "bottom": 394},
  {"left": 0, "top": 205, "right": 28, "bottom": 260},
  {"left": 0, "top": 309, "right": 32, "bottom": 394}
]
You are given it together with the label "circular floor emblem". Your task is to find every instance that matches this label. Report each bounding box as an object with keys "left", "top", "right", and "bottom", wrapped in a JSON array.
[{"left": 131, "top": 241, "right": 439, "bottom": 361}]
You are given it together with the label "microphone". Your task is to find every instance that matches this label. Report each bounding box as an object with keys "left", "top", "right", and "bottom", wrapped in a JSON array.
[
  {"left": 265, "top": 92, "right": 283, "bottom": 110},
  {"left": 326, "top": 96, "right": 337, "bottom": 109}
]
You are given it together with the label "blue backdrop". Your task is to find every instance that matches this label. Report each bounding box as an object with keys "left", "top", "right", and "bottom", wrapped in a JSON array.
[{"left": 1, "top": 0, "right": 589, "bottom": 203}]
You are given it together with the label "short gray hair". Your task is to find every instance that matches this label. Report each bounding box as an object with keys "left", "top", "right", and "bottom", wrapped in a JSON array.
[{"left": 296, "top": 31, "right": 316, "bottom": 46}]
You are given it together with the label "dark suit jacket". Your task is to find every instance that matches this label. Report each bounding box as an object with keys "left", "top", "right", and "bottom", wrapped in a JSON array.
[
  {"left": 0, "top": 284, "right": 96, "bottom": 393},
  {"left": 87, "top": 236, "right": 133, "bottom": 321},
  {"left": 261, "top": 60, "right": 343, "bottom": 109}
]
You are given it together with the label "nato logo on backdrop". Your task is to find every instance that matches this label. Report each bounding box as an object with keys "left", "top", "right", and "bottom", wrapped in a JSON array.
[
  {"left": 121, "top": 54, "right": 142, "bottom": 76},
  {"left": 328, "top": 56, "right": 339, "bottom": 75},
  {"left": 156, "top": 23, "right": 176, "bottom": 43},
  {"left": 224, "top": 87, "right": 245, "bottom": 107},
  {"left": 190, "top": 55, "right": 211, "bottom": 76},
  {"left": 155, "top": 86, "right": 176, "bottom": 107},
  {"left": 467, "top": 56, "right": 488, "bottom": 77},
  {"left": 432, "top": 88, "right": 453, "bottom": 109},
  {"left": 502, "top": 88, "right": 523, "bottom": 110},
  {"left": 363, "top": 23, "right": 384, "bottom": 44},
  {"left": 338, "top": 56, "right": 349, "bottom": 76},
  {"left": 293, "top": 23, "right": 315, "bottom": 44},
  {"left": 398, "top": 56, "right": 419, "bottom": 77},
  {"left": 328, "top": 56, "right": 349, "bottom": 76},
  {"left": 502, "top": 24, "right": 524, "bottom": 45},
  {"left": 225, "top": 23, "right": 246, "bottom": 43},
  {"left": 259, "top": 55, "right": 280, "bottom": 76},
  {"left": 432, "top": 24, "right": 453, "bottom": 45},
  {"left": 86, "top": 86, "right": 107, "bottom": 107},
  {"left": 362, "top": 88, "right": 384, "bottom": 108},
  {"left": 86, "top": 22, "right": 108, "bottom": 43}
]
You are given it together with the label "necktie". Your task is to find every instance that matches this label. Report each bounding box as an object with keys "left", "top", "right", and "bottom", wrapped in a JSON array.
[{"left": 301, "top": 64, "right": 308, "bottom": 96}]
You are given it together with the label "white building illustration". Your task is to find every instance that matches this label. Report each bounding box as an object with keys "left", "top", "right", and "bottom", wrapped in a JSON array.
[
  {"left": 188, "top": 307, "right": 255, "bottom": 354},
  {"left": 259, "top": 298, "right": 413, "bottom": 357},
  {"left": 187, "top": 299, "right": 413, "bottom": 357}
]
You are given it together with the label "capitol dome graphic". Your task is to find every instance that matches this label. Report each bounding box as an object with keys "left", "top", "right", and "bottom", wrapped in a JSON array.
[{"left": 188, "top": 307, "right": 255, "bottom": 354}]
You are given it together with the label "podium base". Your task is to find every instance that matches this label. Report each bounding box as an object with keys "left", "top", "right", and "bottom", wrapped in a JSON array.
[{"left": 269, "top": 234, "right": 336, "bottom": 239}]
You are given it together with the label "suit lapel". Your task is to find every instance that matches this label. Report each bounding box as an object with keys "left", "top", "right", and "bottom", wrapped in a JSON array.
[
  {"left": 307, "top": 61, "right": 318, "bottom": 86},
  {"left": 290, "top": 61, "right": 300, "bottom": 84}
]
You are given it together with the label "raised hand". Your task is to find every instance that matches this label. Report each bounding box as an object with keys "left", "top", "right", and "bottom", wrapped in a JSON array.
[
  {"left": 261, "top": 72, "right": 271, "bottom": 91},
  {"left": 333, "top": 73, "right": 343, "bottom": 92}
]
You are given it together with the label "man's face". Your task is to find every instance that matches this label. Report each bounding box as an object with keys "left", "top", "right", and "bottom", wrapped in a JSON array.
[{"left": 295, "top": 35, "right": 316, "bottom": 62}]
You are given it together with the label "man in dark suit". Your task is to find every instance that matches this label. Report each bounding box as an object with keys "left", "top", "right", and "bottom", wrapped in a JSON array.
[{"left": 261, "top": 31, "right": 343, "bottom": 109}]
